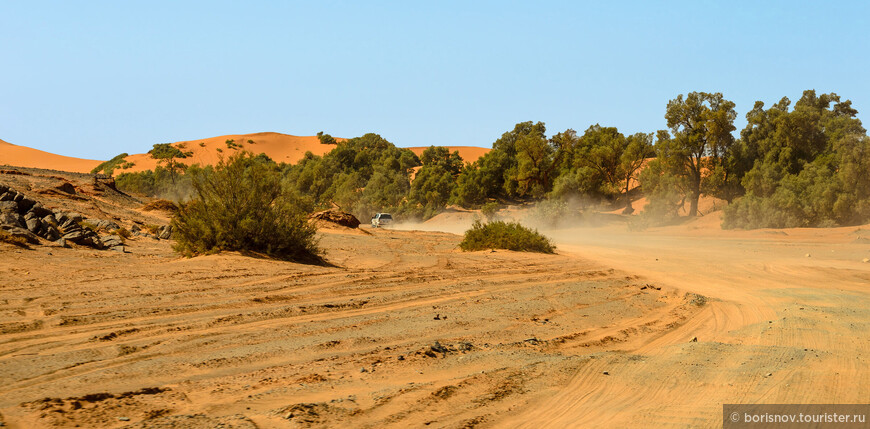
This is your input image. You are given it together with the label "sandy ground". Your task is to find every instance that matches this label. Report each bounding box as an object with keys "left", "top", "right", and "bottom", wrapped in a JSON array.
[{"left": 1, "top": 169, "right": 868, "bottom": 428}]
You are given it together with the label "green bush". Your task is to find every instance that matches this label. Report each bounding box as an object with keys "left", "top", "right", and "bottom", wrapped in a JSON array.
[
  {"left": 91, "top": 153, "right": 129, "bottom": 175},
  {"left": 172, "top": 152, "right": 320, "bottom": 262},
  {"left": 480, "top": 201, "right": 500, "bottom": 220},
  {"left": 459, "top": 220, "right": 555, "bottom": 253}
]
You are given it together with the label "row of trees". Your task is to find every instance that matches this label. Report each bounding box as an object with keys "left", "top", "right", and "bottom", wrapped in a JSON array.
[{"left": 117, "top": 89, "right": 870, "bottom": 229}]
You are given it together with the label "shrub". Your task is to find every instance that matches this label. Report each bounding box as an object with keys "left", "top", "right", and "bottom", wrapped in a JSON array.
[
  {"left": 148, "top": 143, "right": 191, "bottom": 160},
  {"left": 459, "top": 220, "right": 555, "bottom": 253},
  {"left": 172, "top": 152, "right": 320, "bottom": 262},
  {"left": 91, "top": 153, "right": 130, "bottom": 175},
  {"left": 112, "top": 227, "right": 131, "bottom": 240},
  {"left": 480, "top": 201, "right": 500, "bottom": 220}
]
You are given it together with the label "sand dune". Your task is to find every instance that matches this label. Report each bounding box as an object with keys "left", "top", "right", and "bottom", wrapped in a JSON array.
[
  {"left": 1, "top": 134, "right": 491, "bottom": 175},
  {"left": 0, "top": 139, "right": 101, "bottom": 174},
  {"left": 120, "top": 132, "right": 337, "bottom": 173}
]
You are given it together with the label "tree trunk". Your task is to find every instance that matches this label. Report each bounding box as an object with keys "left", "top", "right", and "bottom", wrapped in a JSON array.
[
  {"left": 622, "top": 180, "right": 634, "bottom": 214},
  {"left": 688, "top": 176, "right": 701, "bottom": 217}
]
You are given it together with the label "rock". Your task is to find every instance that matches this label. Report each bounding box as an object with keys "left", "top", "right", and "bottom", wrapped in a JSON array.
[
  {"left": 49, "top": 238, "right": 69, "bottom": 248},
  {"left": 28, "top": 203, "right": 52, "bottom": 218},
  {"left": 60, "top": 218, "right": 78, "bottom": 230},
  {"left": 131, "top": 224, "right": 141, "bottom": 233},
  {"left": 16, "top": 197, "right": 36, "bottom": 213},
  {"left": 63, "top": 230, "right": 86, "bottom": 241},
  {"left": 0, "top": 191, "right": 14, "bottom": 202},
  {"left": 3, "top": 227, "right": 39, "bottom": 244},
  {"left": 805, "top": 253, "right": 811, "bottom": 258},
  {"left": 55, "top": 182, "right": 76, "bottom": 194},
  {"left": 157, "top": 225, "right": 172, "bottom": 240},
  {"left": 118, "top": 417, "right": 130, "bottom": 421},
  {"left": 690, "top": 336, "right": 698, "bottom": 342},
  {"left": 430, "top": 341, "right": 449, "bottom": 354},
  {"left": 42, "top": 224, "right": 61, "bottom": 241},
  {"left": 101, "top": 235, "right": 124, "bottom": 248},
  {"left": 308, "top": 210, "right": 361, "bottom": 228},
  {"left": 603, "top": 371, "right": 610, "bottom": 375},
  {"left": 42, "top": 214, "right": 57, "bottom": 226},
  {"left": 90, "top": 219, "right": 120, "bottom": 231},
  {"left": 0, "top": 184, "right": 7, "bottom": 194},
  {"left": 0, "top": 212, "right": 24, "bottom": 229},
  {"left": 25, "top": 217, "right": 42, "bottom": 234},
  {"left": 863, "top": 258, "right": 869, "bottom": 263},
  {"left": 0, "top": 201, "right": 17, "bottom": 213}
]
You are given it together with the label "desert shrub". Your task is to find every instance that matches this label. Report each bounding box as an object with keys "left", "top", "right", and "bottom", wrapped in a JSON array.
[
  {"left": 91, "top": 153, "right": 130, "bottom": 175},
  {"left": 317, "top": 131, "right": 337, "bottom": 145},
  {"left": 172, "top": 152, "right": 320, "bottom": 262},
  {"left": 112, "top": 227, "right": 131, "bottom": 240},
  {"left": 480, "top": 201, "right": 500, "bottom": 220},
  {"left": 0, "top": 230, "right": 28, "bottom": 247},
  {"left": 459, "top": 220, "right": 555, "bottom": 253},
  {"left": 148, "top": 143, "right": 190, "bottom": 160}
]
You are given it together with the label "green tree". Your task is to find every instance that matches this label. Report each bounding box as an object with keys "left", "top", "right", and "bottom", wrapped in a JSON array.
[
  {"left": 723, "top": 91, "right": 869, "bottom": 228},
  {"left": 655, "top": 92, "right": 737, "bottom": 216},
  {"left": 405, "top": 146, "right": 464, "bottom": 218},
  {"left": 149, "top": 143, "right": 193, "bottom": 184}
]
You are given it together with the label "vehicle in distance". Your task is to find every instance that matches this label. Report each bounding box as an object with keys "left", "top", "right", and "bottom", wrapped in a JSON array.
[{"left": 371, "top": 213, "right": 393, "bottom": 228}]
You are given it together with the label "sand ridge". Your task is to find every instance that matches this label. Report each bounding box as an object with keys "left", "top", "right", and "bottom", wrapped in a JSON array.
[
  {"left": 0, "top": 139, "right": 102, "bottom": 174},
  {"left": 1, "top": 134, "right": 491, "bottom": 175}
]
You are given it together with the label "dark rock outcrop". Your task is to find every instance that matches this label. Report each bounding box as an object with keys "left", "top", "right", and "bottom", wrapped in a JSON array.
[{"left": 308, "top": 210, "right": 361, "bottom": 228}]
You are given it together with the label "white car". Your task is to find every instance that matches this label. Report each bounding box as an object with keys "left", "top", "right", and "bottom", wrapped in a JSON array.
[{"left": 371, "top": 213, "right": 393, "bottom": 228}]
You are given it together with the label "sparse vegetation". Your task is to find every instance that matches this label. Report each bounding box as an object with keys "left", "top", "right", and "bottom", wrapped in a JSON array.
[
  {"left": 459, "top": 220, "right": 555, "bottom": 253},
  {"left": 90, "top": 153, "right": 130, "bottom": 175},
  {"left": 317, "top": 131, "right": 337, "bottom": 145},
  {"left": 148, "top": 143, "right": 191, "bottom": 160},
  {"left": 480, "top": 201, "right": 500, "bottom": 220},
  {"left": 112, "top": 227, "right": 131, "bottom": 240},
  {"left": 172, "top": 152, "right": 320, "bottom": 262},
  {"left": 225, "top": 139, "right": 242, "bottom": 150}
]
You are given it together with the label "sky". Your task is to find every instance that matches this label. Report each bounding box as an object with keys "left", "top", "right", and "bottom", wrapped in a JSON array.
[{"left": 1, "top": 1, "right": 869, "bottom": 160}]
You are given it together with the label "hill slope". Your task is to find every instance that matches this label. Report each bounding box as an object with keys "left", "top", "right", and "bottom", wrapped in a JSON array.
[{"left": 0, "top": 139, "right": 101, "bottom": 173}]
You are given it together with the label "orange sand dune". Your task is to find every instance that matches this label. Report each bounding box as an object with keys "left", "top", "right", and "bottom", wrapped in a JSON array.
[
  {"left": 0, "top": 138, "right": 101, "bottom": 173},
  {"left": 121, "top": 132, "right": 339, "bottom": 173},
  {"left": 406, "top": 146, "right": 490, "bottom": 164},
  {"left": 0, "top": 133, "right": 492, "bottom": 175}
]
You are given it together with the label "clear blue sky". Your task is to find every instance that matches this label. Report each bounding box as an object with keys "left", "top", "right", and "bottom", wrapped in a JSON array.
[{"left": 1, "top": 1, "right": 868, "bottom": 160}]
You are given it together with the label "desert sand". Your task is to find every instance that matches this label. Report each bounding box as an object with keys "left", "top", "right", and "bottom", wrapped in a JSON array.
[
  {"left": 1, "top": 168, "right": 868, "bottom": 428},
  {"left": 0, "top": 139, "right": 102, "bottom": 174}
]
